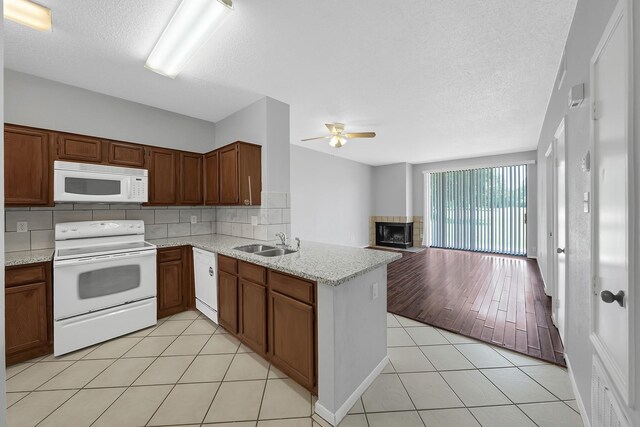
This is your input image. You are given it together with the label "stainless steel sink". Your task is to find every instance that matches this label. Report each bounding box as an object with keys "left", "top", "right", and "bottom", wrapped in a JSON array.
[
  {"left": 234, "top": 244, "right": 276, "bottom": 253},
  {"left": 255, "top": 248, "right": 297, "bottom": 257}
]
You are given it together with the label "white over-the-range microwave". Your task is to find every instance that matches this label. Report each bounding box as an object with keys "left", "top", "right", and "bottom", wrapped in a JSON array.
[{"left": 54, "top": 161, "right": 148, "bottom": 203}]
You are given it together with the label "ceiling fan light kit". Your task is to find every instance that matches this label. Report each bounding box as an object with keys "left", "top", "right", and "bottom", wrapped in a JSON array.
[
  {"left": 302, "top": 123, "right": 376, "bottom": 149},
  {"left": 4, "top": 0, "right": 52, "bottom": 32},
  {"left": 145, "top": 0, "right": 233, "bottom": 78}
]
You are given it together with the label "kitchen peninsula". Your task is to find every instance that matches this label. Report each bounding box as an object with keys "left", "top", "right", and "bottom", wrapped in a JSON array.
[{"left": 5, "top": 234, "right": 400, "bottom": 427}]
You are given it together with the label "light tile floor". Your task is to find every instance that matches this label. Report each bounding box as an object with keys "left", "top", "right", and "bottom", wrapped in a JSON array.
[{"left": 5, "top": 310, "right": 583, "bottom": 427}]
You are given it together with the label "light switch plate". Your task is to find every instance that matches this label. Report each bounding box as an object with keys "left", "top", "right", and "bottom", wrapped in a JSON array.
[
  {"left": 190, "top": 216, "right": 197, "bottom": 224},
  {"left": 17, "top": 221, "right": 28, "bottom": 233},
  {"left": 372, "top": 283, "right": 379, "bottom": 300}
]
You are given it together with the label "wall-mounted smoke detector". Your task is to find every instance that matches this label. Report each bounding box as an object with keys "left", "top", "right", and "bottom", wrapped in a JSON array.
[{"left": 568, "top": 83, "right": 585, "bottom": 109}]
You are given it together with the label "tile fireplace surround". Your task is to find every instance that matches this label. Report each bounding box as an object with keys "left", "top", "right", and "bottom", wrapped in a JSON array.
[{"left": 369, "top": 216, "right": 423, "bottom": 248}]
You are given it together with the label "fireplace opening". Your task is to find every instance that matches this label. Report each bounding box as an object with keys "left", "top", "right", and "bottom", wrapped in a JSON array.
[{"left": 375, "top": 222, "right": 413, "bottom": 249}]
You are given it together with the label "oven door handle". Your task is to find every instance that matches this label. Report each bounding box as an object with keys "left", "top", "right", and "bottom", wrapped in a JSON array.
[{"left": 55, "top": 250, "right": 156, "bottom": 266}]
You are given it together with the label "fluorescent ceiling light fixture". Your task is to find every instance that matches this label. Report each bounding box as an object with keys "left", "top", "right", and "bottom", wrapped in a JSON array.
[
  {"left": 146, "top": 0, "right": 233, "bottom": 78},
  {"left": 4, "top": 0, "right": 52, "bottom": 32}
]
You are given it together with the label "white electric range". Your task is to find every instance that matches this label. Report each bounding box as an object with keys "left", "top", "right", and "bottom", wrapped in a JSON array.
[{"left": 53, "top": 220, "right": 157, "bottom": 356}]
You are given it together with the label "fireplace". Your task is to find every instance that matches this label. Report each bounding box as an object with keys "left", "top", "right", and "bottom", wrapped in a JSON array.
[{"left": 375, "top": 222, "right": 413, "bottom": 249}]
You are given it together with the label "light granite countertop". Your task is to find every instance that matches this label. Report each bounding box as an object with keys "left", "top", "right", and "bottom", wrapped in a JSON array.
[
  {"left": 148, "top": 234, "right": 401, "bottom": 286},
  {"left": 4, "top": 234, "right": 401, "bottom": 286},
  {"left": 5, "top": 249, "right": 55, "bottom": 267}
]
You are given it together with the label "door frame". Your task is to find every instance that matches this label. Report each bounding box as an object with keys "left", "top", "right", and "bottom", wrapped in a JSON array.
[
  {"left": 543, "top": 142, "right": 554, "bottom": 299},
  {"left": 552, "top": 119, "right": 567, "bottom": 343},
  {"left": 589, "top": 0, "right": 635, "bottom": 406}
]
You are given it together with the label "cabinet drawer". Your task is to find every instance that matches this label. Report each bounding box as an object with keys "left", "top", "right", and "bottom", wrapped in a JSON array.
[
  {"left": 6, "top": 264, "right": 47, "bottom": 287},
  {"left": 268, "top": 271, "right": 315, "bottom": 305},
  {"left": 219, "top": 255, "right": 238, "bottom": 274},
  {"left": 239, "top": 261, "right": 266, "bottom": 285},
  {"left": 158, "top": 247, "right": 183, "bottom": 263}
]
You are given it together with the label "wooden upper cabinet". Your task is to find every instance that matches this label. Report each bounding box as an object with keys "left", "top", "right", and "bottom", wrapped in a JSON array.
[
  {"left": 147, "top": 147, "right": 178, "bottom": 205},
  {"left": 219, "top": 142, "right": 262, "bottom": 206},
  {"left": 204, "top": 151, "right": 220, "bottom": 205},
  {"left": 238, "top": 142, "right": 262, "bottom": 206},
  {"left": 107, "top": 140, "right": 146, "bottom": 168},
  {"left": 57, "top": 133, "right": 103, "bottom": 163},
  {"left": 179, "top": 152, "right": 204, "bottom": 205},
  {"left": 5, "top": 125, "right": 53, "bottom": 206},
  {"left": 219, "top": 144, "right": 239, "bottom": 205}
]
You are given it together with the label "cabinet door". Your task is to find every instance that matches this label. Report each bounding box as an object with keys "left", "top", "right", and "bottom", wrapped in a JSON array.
[
  {"left": 204, "top": 151, "right": 220, "bottom": 205},
  {"left": 147, "top": 147, "right": 178, "bottom": 205},
  {"left": 5, "top": 282, "right": 49, "bottom": 355},
  {"left": 107, "top": 141, "right": 146, "bottom": 168},
  {"left": 219, "top": 144, "right": 239, "bottom": 205},
  {"left": 239, "top": 280, "right": 267, "bottom": 355},
  {"left": 57, "top": 133, "right": 103, "bottom": 163},
  {"left": 179, "top": 152, "right": 204, "bottom": 205},
  {"left": 238, "top": 143, "right": 262, "bottom": 206},
  {"left": 157, "top": 259, "right": 185, "bottom": 318},
  {"left": 4, "top": 125, "right": 52, "bottom": 206},
  {"left": 269, "top": 291, "right": 315, "bottom": 390},
  {"left": 218, "top": 271, "right": 238, "bottom": 333}
]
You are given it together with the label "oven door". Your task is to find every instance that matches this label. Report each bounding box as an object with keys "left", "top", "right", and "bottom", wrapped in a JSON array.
[
  {"left": 54, "top": 249, "right": 157, "bottom": 320},
  {"left": 54, "top": 169, "right": 131, "bottom": 203}
]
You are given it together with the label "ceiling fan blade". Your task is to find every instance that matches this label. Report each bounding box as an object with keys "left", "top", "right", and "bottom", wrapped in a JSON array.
[
  {"left": 345, "top": 132, "right": 376, "bottom": 138},
  {"left": 325, "top": 123, "right": 345, "bottom": 134},
  {"left": 301, "top": 136, "right": 331, "bottom": 142}
]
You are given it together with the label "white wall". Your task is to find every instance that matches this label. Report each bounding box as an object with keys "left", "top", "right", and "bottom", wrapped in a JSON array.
[
  {"left": 290, "top": 146, "right": 373, "bottom": 247},
  {"left": 0, "top": 5, "right": 7, "bottom": 424},
  {"left": 535, "top": 0, "right": 639, "bottom": 425},
  {"left": 215, "top": 96, "right": 290, "bottom": 193},
  {"left": 371, "top": 163, "right": 412, "bottom": 217},
  {"left": 411, "top": 151, "right": 538, "bottom": 256},
  {"left": 5, "top": 70, "right": 216, "bottom": 152}
]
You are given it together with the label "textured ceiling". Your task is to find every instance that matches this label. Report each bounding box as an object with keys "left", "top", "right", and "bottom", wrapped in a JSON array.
[{"left": 5, "top": 0, "right": 577, "bottom": 165}]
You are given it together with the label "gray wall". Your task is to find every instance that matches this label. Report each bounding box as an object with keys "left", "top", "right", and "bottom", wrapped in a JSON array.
[
  {"left": 5, "top": 70, "right": 216, "bottom": 153},
  {"left": 411, "top": 151, "right": 538, "bottom": 256},
  {"left": 215, "top": 96, "right": 290, "bottom": 193},
  {"left": 290, "top": 145, "right": 373, "bottom": 247},
  {"left": 0, "top": 5, "right": 8, "bottom": 424},
  {"left": 534, "top": 0, "right": 640, "bottom": 425},
  {"left": 371, "top": 163, "right": 412, "bottom": 217}
]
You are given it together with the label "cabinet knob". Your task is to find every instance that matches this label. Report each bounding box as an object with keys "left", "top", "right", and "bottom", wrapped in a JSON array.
[{"left": 600, "top": 290, "right": 625, "bottom": 307}]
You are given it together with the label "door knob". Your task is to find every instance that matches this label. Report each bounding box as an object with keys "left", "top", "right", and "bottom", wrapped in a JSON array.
[
  {"left": 557, "top": 248, "right": 565, "bottom": 254},
  {"left": 600, "top": 290, "right": 625, "bottom": 307}
]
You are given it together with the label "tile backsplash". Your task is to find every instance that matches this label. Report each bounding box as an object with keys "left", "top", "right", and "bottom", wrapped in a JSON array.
[{"left": 4, "top": 191, "right": 291, "bottom": 252}]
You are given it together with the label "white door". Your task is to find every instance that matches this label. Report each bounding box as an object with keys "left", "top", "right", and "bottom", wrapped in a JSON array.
[
  {"left": 591, "top": 0, "right": 633, "bottom": 405},
  {"left": 554, "top": 122, "right": 567, "bottom": 341}
]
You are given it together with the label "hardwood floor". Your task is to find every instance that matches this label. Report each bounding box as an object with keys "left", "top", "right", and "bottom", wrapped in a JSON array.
[{"left": 385, "top": 247, "right": 566, "bottom": 366}]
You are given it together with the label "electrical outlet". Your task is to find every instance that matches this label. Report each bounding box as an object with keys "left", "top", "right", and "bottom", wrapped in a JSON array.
[
  {"left": 251, "top": 216, "right": 258, "bottom": 226},
  {"left": 17, "top": 221, "right": 28, "bottom": 233},
  {"left": 190, "top": 216, "right": 197, "bottom": 224},
  {"left": 372, "top": 283, "right": 379, "bottom": 300}
]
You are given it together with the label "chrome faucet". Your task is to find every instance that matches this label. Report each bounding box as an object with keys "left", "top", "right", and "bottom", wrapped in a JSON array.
[
  {"left": 276, "top": 232, "right": 287, "bottom": 246},
  {"left": 295, "top": 237, "right": 301, "bottom": 251}
]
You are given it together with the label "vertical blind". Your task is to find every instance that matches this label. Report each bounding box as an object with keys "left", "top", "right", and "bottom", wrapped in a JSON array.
[{"left": 430, "top": 164, "right": 527, "bottom": 256}]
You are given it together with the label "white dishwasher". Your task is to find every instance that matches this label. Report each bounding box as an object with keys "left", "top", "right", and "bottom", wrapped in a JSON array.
[{"left": 193, "top": 248, "right": 218, "bottom": 323}]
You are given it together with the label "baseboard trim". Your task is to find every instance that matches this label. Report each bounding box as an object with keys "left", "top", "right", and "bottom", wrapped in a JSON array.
[
  {"left": 314, "top": 355, "right": 389, "bottom": 426},
  {"left": 565, "top": 353, "right": 591, "bottom": 427}
]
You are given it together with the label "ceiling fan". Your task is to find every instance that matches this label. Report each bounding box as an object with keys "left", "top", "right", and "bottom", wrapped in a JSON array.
[{"left": 301, "top": 123, "right": 376, "bottom": 148}]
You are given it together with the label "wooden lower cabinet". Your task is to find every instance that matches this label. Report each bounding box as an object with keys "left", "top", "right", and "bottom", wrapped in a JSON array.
[
  {"left": 269, "top": 290, "right": 315, "bottom": 390},
  {"left": 218, "top": 270, "right": 239, "bottom": 334},
  {"left": 157, "top": 246, "right": 193, "bottom": 319},
  {"left": 218, "top": 257, "right": 317, "bottom": 393},
  {"left": 5, "top": 262, "right": 53, "bottom": 365},
  {"left": 239, "top": 279, "right": 267, "bottom": 356}
]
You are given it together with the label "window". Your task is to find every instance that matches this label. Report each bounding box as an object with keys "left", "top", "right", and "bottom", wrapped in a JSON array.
[{"left": 430, "top": 165, "right": 527, "bottom": 256}]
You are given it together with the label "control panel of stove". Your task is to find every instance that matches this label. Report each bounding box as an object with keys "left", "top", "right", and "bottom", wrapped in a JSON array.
[{"left": 55, "top": 220, "right": 145, "bottom": 241}]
